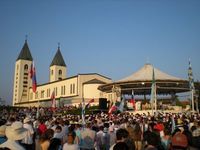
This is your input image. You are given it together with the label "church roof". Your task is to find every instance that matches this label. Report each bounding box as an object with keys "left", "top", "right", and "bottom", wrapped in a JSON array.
[
  {"left": 50, "top": 47, "right": 66, "bottom": 67},
  {"left": 16, "top": 40, "right": 33, "bottom": 61},
  {"left": 118, "top": 63, "right": 186, "bottom": 82}
]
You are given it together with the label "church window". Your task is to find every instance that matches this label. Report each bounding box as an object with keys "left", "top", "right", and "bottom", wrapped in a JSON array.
[
  {"left": 41, "top": 90, "right": 45, "bottom": 98},
  {"left": 70, "top": 84, "right": 72, "bottom": 94},
  {"left": 59, "top": 70, "right": 62, "bottom": 75},
  {"left": 61, "top": 86, "right": 63, "bottom": 95},
  {"left": 24, "top": 64, "right": 28, "bottom": 70},
  {"left": 49, "top": 89, "right": 51, "bottom": 97},
  {"left": 73, "top": 84, "right": 75, "bottom": 94},
  {"left": 51, "top": 70, "right": 53, "bottom": 75},
  {"left": 63, "top": 86, "right": 66, "bottom": 95},
  {"left": 46, "top": 89, "right": 48, "bottom": 97}
]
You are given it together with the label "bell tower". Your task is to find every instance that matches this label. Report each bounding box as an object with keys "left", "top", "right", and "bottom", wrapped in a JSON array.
[
  {"left": 13, "top": 39, "right": 33, "bottom": 106},
  {"left": 49, "top": 44, "right": 67, "bottom": 82}
]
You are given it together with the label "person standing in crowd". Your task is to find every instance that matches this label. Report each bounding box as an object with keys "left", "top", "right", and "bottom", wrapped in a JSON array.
[
  {"left": 101, "top": 127, "right": 110, "bottom": 150},
  {"left": 171, "top": 131, "right": 188, "bottom": 150},
  {"left": 21, "top": 117, "right": 34, "bottom": 150},
  {"left": 80, "top": 122, "right": 96, "bottom": 150},
  {"left": 110, "top": 128, "right": 134, "bottom": 150},
  {"left": 132, "top": 122, "right": 142, "bottom": 150},
  {"left": 109, "top": 126, "right": 116, "bottom": 148},
  {"left": 38, "top": 119, "right": 47, "bottom": 136},
  {"left": 63, "top": 131, "right": 79, "bottom": 150},
  {"left": 113, "top": 142, "right": 129, "bottom": 150},
  {"left": 191, "top": 121, "right": 200, "bottom": 149},
  {"left": 53, "top": 125, "right": 63, "bottom": 140},
  {"left": 96, "top": 126, "right": 104, "bottom": 150},
  {"left": 38, "top": 129, "right": 54, "bottom": 150},
  {"left": 144, "top": 131, "right": 160, "bottom": 150},
  {"left": 161, "top": 128, "right": 171, "bottom": 150}
]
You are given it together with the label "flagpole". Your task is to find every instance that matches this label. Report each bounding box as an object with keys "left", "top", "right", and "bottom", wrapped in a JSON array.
[
  {"left": 82, "top": 84, "right": 86, "bottom": 127},
  {"left": 188, "top": 59, "right": 195, "bottom": 113},
  {"left": 191, "top": 89, "right": 194, "bottom": 112},
  {"left": 154, "top": 84, "right": 157, "bottom": 115},
  {"left": 151, "top": 99, "right": 154, "bottom": 116}
]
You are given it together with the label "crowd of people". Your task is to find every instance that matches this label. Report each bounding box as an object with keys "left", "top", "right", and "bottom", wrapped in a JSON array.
[{"left": 0, "top": 106, "right": 200, "bottom": 150}]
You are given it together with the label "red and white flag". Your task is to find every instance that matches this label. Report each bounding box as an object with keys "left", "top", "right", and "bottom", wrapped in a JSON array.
[
  {"left": 108, "top": 104, "right": 118, "bottom": 114},
  {"left": 85, "top": 99, "right": 94, "bottom": 109},
  {"left": 29, "top": 62, "right": 37, "bottom": 93}
]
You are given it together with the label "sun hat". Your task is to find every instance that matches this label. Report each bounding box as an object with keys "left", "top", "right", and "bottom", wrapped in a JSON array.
[
  {"left": 5, "top": 121, "right": 27, "bottom": 140},
  {"left": 0, "top": 125, "right": 6, "bottom": 136},
  {"left": 172, "top": 132, "right": 188, "bottom": 148}
]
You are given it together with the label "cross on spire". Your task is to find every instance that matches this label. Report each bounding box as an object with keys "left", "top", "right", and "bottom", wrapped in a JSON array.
[{"left": 25, "top": 35, "right": 28, "bottom": 42}]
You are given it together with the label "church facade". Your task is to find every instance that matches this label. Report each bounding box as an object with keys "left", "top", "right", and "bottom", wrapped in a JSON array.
[{"left": 12, "top": 40, "right": 112, "bottom": 107}]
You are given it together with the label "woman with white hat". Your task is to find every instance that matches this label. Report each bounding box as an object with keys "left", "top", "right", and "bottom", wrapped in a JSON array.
[{"left": 0, "top": 121, "right": 28, "bottom": 150}]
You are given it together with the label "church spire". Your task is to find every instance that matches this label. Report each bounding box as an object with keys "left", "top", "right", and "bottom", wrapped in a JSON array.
[
  {"left": 16, "top": 38, "right": 33, "bottom": 61},
  {"left": 50, "top": 44, "right": 66, "bottom": 67}
]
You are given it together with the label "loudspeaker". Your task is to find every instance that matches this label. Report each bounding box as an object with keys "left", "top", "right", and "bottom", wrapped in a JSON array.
[{"left": 99, "top": 98, "right": 107, "bottom": 110}]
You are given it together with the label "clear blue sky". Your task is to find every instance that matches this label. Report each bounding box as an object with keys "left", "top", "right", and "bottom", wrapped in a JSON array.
[{"left": 0, "top": 0, "right": 200, "bottom": 105}]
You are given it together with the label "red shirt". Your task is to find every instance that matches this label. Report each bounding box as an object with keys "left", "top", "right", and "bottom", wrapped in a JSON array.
[{"left": 38, "top": 123, "right": 47, "bottom": 135}]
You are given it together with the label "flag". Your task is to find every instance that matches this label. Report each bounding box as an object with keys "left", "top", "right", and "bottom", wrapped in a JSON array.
[
  {"left": 81, "top": 98, "right": 86, "bottom": 126},
  {"left": 188, "top": 59, "right": 195, "bottom": 111},
  {"left": 36, "top": 108, "right": 40, "bottom": 119},
  {"left": 171, "top": 116, "right": 176, "bottom": 134},
  {"left": 188, "top": 60, "right": 195, "bottom": 91},
  {"left": 130, "top": 90, "right": 135, "bottom": 110},
  {"left": 85, "top": 99, "right": 94, "bottom": 109},
  {"left": 30, "top": 62, "right": 37, "bottom": 93},
  {"left": 51, "top": 91, "right": 56, "bottom": 111},
  {"left": 108, "top": 103, "right": 118, "bottom": 114},
  {"left": 150, "top": 68, "right": 157, "bottom": 112},
  {"left": 119, "top": 96, "right": 125, "bottom": 112}
]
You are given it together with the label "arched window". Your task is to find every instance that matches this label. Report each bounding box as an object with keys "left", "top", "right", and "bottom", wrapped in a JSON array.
[
  {"left": 59, "top": 70, "right": 62, "bottom": 75},
  {"left": 51, "top": 70, "right": 53, "bottom": 75},
  {"left": 24, "top": 64, "right": 28, "bottom": 70}
]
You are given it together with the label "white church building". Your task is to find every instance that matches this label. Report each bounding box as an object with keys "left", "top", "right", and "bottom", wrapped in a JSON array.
[{"left": 12, "top": 40, "right": 112, "bottom": 107}]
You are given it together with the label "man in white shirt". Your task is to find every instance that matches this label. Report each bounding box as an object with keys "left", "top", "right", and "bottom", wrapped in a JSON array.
[
  {"left": 80, "top": 122, "right": 96, "bottom": 150},
  {"left": 21, "top": 117, "right": 34, "bottom": 150}
]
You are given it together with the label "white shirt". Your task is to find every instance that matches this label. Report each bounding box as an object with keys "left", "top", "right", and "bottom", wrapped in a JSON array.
[
  {"left": 22, "top": 123, "right": 34, "bottom": 144},
  {"left": 63, "top": 143, "right": 79, "bottom": 150},
  {"left": 96, "top": 130, "right": 104, "bottom": 150},
  {"left": 80, "top": 128, "right": 96, "bottom": 149}
]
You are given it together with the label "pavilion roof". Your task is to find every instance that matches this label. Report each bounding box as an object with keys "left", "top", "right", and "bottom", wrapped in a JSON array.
[{"left": 118, "top": 63, "right": 186, "bottom": 82}]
